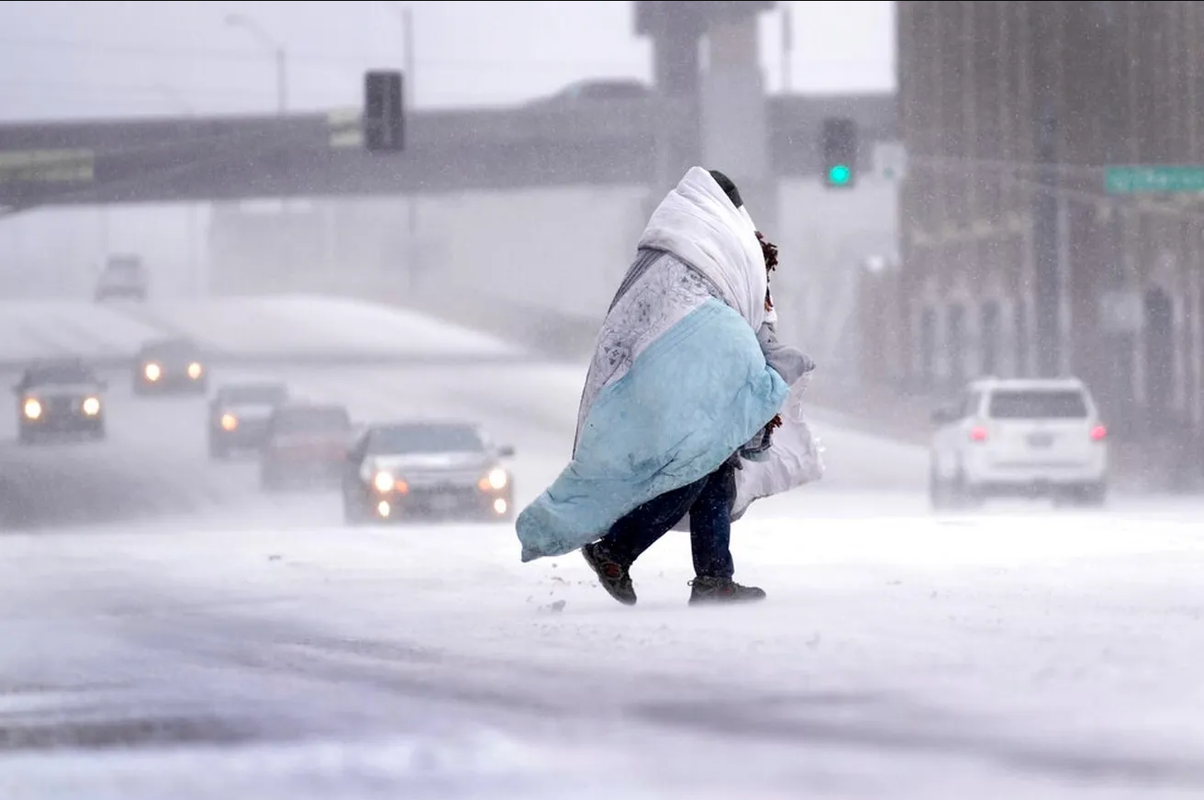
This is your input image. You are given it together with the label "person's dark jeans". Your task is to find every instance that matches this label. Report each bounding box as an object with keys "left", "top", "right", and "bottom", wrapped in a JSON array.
[{"left": 599, "top": 459, "right": 737, "bottom": 579}]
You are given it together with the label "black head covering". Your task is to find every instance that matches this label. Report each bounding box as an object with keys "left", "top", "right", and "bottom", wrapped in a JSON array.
[{"left": 708, "top": 169, "right": 743, "bottom": 209}]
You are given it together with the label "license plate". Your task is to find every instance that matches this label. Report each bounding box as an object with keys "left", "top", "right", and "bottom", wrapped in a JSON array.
[
  {"left": 1026, "top": 432, "right": 1054, "bottom": 448},
  {"left": 429, "top": 494, "right": 459, "bottom": 513}
]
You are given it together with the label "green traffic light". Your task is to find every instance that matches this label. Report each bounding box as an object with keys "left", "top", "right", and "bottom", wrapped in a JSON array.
[{"left": 828, "top": 164, "right": 851, "bottom": 185}]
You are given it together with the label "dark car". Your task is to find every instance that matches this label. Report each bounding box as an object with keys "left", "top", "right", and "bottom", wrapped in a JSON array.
[
  {"left": 94, "top": 254, "right": 149, "bottom": 302},
  {"left": 341, "top": 420, "right": 516, "bottom": 525},
  {"left": 532, "top": 78, "right": 651, "bottom": 106},
  {"left": 14, "top": 358, "right": 107, "bottom": 444},
  {"left": 207, "top": 381, "right": 290, "bottom": 459},
  {"left": 134, "top": 337, "right": 207, "bottom": 395},
  {"left": 259, "top": 402, "right": 353, "bottom": 491}
]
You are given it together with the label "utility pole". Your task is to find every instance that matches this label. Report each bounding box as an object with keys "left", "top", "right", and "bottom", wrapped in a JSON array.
[
  {"left": 402, "top": 4, "right": 416, "bottom": 288},
  {"left": 275, "top": 47, "right": 288, "bottom": 114},
  {"left": 158, "top": 84, "right": 203, "bottom": 297},
  {"left": 780, "top": 2, "right": 792, "bottom": 94}
]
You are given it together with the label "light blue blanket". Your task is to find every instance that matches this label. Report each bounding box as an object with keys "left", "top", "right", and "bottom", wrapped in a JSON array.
[{"left": 515, "top": 296, "right": 788, "bottom": 562}]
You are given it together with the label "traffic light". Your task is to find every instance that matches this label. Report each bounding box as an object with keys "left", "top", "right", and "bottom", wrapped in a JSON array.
[
  {"left": 364, "top": 70, "right": 404, "bottom": 153},
  {"left": 820, "top": 116, "right": 858, "bottom": 188}
]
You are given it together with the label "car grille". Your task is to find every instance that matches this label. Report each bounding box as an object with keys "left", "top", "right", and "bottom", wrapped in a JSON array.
[
  {"left": 47, "top": 396, "right": 80, "bottom": 415},
  {"left": 404, "top": 469, "right": 483, "bottom": 489}
]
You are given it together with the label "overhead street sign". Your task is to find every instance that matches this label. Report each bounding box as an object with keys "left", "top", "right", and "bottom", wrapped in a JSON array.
[
  {"left": 0, "top": 149, "right": 94, "bottom": 183},
  {"left": 327, "top": 108, "right": 363, "bottom": 149},
  {"left": 1105, "top": 165, "right": 1204, "bottom": 194}
]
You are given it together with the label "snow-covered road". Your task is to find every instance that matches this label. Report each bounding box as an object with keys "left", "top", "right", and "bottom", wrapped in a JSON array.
[{"left": 0, "top": 298, "right": 1202, "bottom": 799}]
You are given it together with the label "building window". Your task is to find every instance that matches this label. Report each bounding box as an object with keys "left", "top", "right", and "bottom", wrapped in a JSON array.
[
  {"left": 920, "top": 308, "right": 937, "bottom": 387},
  {"left": 947, "top": 304, "right": 966, "bottom": 387},
  {"left": 980, "top": 300, "right": 1001, "bottom": 377},
  {"left": 1144, "top": 287, "right": 1174, "bottom": 433}
]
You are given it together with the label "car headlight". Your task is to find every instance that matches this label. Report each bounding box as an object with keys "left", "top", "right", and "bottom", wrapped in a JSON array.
[
  {"left": 220, "top": 413, "right": 238, "bottom": 431},
  {"left": 81, "top": 396, "right": 101, "bottom": 416},
  {"left": 187, "top": 362, "right": 203, "bottom": 379},
  {"left": 144, "top": 362, "right": 161, "bottom": 381},
  {"left": 373, "top": 471, "right": 396, "bottom": 493},
  {"left": 22, "top": 398, "right": 41, "bottom": 420},
  {"left": 486, "top": 467, "right": 508, "bottom": 491}
]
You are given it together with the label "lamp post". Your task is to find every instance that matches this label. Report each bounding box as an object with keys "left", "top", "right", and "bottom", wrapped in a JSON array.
[
  {"left": 384, "top": 2, "right": 418, "bottom": 290},
  {"left": 157, "top": 85, "right": 204, "bottom": 298},
  {"left": 223, "top": 13, "right": 287, "bottom": 114},
  {"left": 223, "top": 12, "right": 290, "bottom": 261}
]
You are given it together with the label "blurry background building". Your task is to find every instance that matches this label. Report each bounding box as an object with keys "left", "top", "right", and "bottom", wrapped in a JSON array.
[{"left": 888, "top": 1, "right": 1203, "bottom": 461}]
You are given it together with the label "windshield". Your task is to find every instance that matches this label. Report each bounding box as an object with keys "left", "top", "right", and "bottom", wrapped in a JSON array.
[
  {"left": 142, "top": 340, "right": 199, "bottom": 358},
  {"left": 987, "top": 390, "right": 1089, "bottom": 419},
  {"left": 367, "top": 424, "right": 485, "bottom": 455},
  {"left": 554, "top": 80, "right": 647, "bottom": 102},
  {"left": 221, "top": 384, "right": 287, "bottom": 405},
  {"left": 24, "top": 362, "right": 95, "bottom": 386},
  {"left": 272, "top": 407, "right": 350, "bottom": 436},
  {"left": 107, "top": 258, "right": 142, "bottom": 274}
]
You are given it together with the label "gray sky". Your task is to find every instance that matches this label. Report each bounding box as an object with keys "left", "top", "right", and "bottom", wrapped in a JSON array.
[{"left": 0, "top": 0, "right": 894, "bottom": 121}]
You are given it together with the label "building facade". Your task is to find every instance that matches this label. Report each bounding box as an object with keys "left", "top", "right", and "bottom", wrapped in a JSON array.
[{"left": 892, "top": 0, "right": 1204, "bottom": 453}]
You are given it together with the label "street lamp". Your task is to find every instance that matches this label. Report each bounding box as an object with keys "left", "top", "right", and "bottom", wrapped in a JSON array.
[
  {"left": 224, "top": 13, "right": 287, "bottom": 114},
  {"left": 155, "top": 84, "right": 204, "bottom": 297},
  {"left": 384, "top": 1, "right": 415, "bottom": 111},
  {"left": 383, "top": 2, "right": 417, "bottom": 289}
]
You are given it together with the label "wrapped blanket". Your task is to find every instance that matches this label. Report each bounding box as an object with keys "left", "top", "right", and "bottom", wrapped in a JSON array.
[{"left": 515, "top": 167, "right": 823, "bottom": 563}]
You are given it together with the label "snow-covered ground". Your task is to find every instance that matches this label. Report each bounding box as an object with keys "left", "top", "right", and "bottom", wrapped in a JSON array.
[
  {"left": 3, "top": 494, "right": 1204, "bottom": 799},
  {"left": 0, "top": 297, "right": 1202, "bottom": 799}
]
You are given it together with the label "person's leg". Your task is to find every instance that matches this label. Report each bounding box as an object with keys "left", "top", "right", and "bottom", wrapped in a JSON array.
[
  {"left": 581, "top": 476, "right": 707, "bottom": 606},
  {"left": 602, "top": 478, "right": 707, "bottom": 564},
  {"left": 687, "top": 459, "right": 737, "bottom": 579},
  {"left": 686, "top": 460, "right": 767, "bottom": 605}
]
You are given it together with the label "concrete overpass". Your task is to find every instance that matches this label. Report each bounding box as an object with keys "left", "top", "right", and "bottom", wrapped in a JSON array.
[{"left": 0, "top": 93, "right": 896, "bottom": 210}]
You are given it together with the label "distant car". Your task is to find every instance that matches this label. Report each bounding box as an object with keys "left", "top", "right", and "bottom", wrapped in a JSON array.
[
  {"left": 13, "top": 358, "right": 107, "bottom": 444},
  {"left": 341, "top": 420, "right": 516, "bottom": 525},
  {"left": 134, "top": 337, "right": 207, "bottom": 395},
  {"left": 929, "top": 377, "right": 1108, "bottom": 509},
  {"left": 207, "top": 380, "right": 290, "bottom": 459},
  {"left": 94, "top": 254, "right": 149, "bottom": 302},
  {"left": 259, "top": 402, "right": 353, "bottom": 491},
  {"left": 535, "top": 78, "right": 651, "bottom": 105}
]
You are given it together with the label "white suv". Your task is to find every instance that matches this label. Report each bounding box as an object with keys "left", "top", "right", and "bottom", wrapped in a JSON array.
[{"left": 929, "top": 377, "right": 1108, "bottom": 509}]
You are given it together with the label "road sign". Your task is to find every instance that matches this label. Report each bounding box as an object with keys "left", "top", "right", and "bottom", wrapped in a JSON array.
[
  {"left": 327, "top": 108, "right": 363, "bottom": 149},
  {"left": 872, "top": 141, "right": 907, "bottom": 182},
  {"left": 0, "top": 149, "right": 94, "bottom": 183},
  {"left": 1104, "top": 166, "right": 1204, "bottom": 194}
]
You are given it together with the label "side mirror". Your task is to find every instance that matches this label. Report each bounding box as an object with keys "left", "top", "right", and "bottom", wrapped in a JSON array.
[{"left": 497, "top": 444, "right": 516, "bottom": 458}]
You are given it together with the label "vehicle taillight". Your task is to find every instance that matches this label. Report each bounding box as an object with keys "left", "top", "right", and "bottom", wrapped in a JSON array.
[
  {"left": 969, "top": 426, "right": 988, "bottom": 442},
  {"left": 1090, "top": 425, "right": 1107, "bottom": 441}
]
